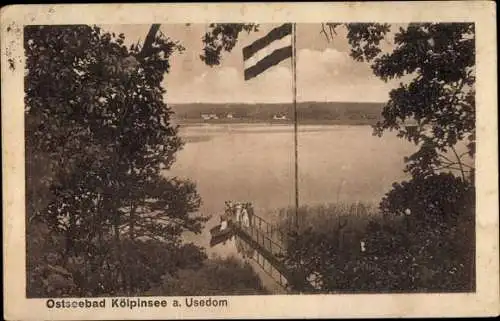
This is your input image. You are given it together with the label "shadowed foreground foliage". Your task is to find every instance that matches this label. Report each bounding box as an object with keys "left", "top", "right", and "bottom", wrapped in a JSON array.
[
  {"left": 24, "top": 24, "right": 208, "bottom": 297},
  {"left": 279, "top": 175, "right": 474, "bottom": 293},
  {"left": 25, "top": 24, "right": 270, "bottom": 297},
  {"left": 147, "top": 256, "right": 268, "bottom": 296}
]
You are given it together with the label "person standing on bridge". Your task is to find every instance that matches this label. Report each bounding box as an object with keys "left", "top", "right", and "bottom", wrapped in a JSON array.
[
  {"left": 241, "top": 206, "right": 250, "bottom": 228},
  {"left": 219, "top": 215, "right": 228, "bottom": 231},
  {"left": 235, "top": 203, "right": 243, "bottom": 224},
  {"left": 246, "top": 202, "right": 254, "bottom": 226}
]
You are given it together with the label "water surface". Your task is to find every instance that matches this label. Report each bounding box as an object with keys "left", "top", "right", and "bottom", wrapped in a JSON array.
[{"left": 165, "top": 124, "right": 416, "bottom": 257}]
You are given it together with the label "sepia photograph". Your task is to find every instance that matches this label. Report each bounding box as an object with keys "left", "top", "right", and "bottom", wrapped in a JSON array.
[
  {"left": 24, "top": 21, "right": 478, "bottom": 297},
  {"left": 2, "top": 2, "right": 498, "bottom": 319}
]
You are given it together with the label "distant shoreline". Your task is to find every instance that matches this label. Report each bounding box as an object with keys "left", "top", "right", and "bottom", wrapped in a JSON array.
[
  {"left": 176, "top": 119, "right": 379, "bottom": 126},
  {"left": 170, "top": 101, "right": 384, "bottom": 126}
]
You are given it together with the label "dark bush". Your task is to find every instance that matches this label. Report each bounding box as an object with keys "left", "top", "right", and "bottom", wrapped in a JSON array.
[
  {"left": 364, "top": 173, "right": 475, "bottom": 292},
  {"left": 147, "top": 255, "right": 268, "bottom": 296},
  {"left": 26, "top": 222, "right": 208, "bottom": 298},
  {"left": 280, "top": 174, "right": 475, "bottom": 293},
  {"left": 379, "top": 173, "right": 475, "bottom": 224}
]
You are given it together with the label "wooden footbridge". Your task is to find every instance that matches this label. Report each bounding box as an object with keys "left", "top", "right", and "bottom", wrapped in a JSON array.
[{"left": 210, "top": 202, "right": 315, "bottom": 292}]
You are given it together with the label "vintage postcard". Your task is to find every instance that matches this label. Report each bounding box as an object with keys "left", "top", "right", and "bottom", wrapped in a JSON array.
[{"left": 2, "top": 2, "right": 498, "bottom": 319}]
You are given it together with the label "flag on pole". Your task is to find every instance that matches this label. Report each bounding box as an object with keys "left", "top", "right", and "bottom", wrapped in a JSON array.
[
  {"left": 243, "top": 23, "right": 300, "bottom": 230},
  {"left": 243, "top": 23, "right": 293, "bottom": 81}
]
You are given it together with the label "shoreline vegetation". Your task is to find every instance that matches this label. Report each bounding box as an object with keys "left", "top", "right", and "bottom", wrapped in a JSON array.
[
  {"left": 269, "top": 176, "right": 475, "bottom": 293},
  {"left": 146, "top": 255, "right": 268, "bottom": 296},
  {"left": 177, "top": 119, "right": 380, "bottom": 126},
  {"left": 275, "top": 202, "right": 379, "bottom": 236}
]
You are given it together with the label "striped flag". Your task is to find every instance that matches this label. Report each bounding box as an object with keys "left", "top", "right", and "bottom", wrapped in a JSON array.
[
  {"left": 242, "top": 23, "right": 300, "bottom": 224},
  {"left": 243, "top": 23, "right": 293, "bottom": 81}
]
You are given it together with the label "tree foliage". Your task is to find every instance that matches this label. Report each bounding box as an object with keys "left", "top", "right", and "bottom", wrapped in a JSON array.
[
  {"left": 370, "top": 23, "right": 475, "bottom": 180},
  {"left": 201, "top": 23, "right": 259, "bottom": 66},
  {"left": 25, "top": 25, "right": 207, "bottom": 297},
  {"left": 379, "top": 173, "right": 475, "bottom": 223},
  {"left": 147, "top": 256, "right": 268, "bottom": 296},
  {"left": 201, "top": 22, "right": 391, "bottom": 64},
  {"left": 321, "top": 23, "right": 392, "bottom": 62},
  {"left": 280, "top": 174, "right": 475, "bottom": 293}
]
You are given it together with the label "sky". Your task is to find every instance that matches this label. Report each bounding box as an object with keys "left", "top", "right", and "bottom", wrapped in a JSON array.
[{"left": 101, "top": 23, "right": 401, "bottom": 104}]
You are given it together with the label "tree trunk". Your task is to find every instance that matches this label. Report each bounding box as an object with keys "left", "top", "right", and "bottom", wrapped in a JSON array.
[
  {"left": 129, "top": 203, "right": 138, "bottom": 240},
  {"left": 137, "top": 24, "right": 161, "bottom": 60}
]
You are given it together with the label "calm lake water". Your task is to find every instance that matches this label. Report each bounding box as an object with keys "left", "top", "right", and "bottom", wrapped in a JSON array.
[{"left": 163, "top": 123, "right": 417, "bottom": 258}]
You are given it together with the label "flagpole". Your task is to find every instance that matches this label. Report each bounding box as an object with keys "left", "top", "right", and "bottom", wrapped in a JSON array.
[
  {"left": 292, "top": 23, "right": 299, "bottom": 231},
  {"left": 242, "top": 23, "right": 299, "bottom": 230}
]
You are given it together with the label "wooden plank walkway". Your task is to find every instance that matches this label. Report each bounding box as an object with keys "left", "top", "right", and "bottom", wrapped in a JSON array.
[{"left": 231, "top": 214, "right": 314, "bottom": 292}]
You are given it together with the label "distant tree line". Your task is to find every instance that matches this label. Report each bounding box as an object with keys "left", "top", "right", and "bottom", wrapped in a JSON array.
[{"left": 171, "top": 101, "right": 384, "bottom": 124}]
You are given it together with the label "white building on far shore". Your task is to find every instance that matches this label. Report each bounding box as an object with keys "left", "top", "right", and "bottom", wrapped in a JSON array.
[
  {"left": 273, "top": 113, "right": 288, "bottom": 120},
  {"left": 201, "top": 113, "right": 219, "bottom": 120}
]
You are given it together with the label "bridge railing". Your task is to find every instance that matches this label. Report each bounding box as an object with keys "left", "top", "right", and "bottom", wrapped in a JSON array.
[
  {"left": 231, "top": 207, "right": 317, "bottom": 293},
  {"left": 234, "top": 213, "right": 289, "bottom": 257}
]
